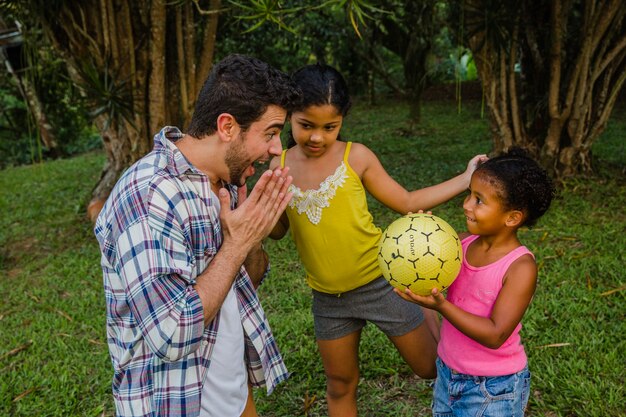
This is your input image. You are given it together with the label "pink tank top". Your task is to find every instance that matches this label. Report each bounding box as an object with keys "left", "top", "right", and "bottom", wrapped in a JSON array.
[{"left": 437, "top": 235, "right": 533, "bottom": 376}]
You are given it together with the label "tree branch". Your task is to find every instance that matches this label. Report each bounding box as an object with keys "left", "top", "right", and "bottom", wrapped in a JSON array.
[
  {"left": 100, "top": 0, "right": 111, "bottom": 58},
  {"left": 106, "top": 0, "right": 120, "bottom": 65},
  {"left": 184, "top": 2, "right": 196, "bottom": 121},
  {"left": 589, "top": 0, "right": 620, "bottom": 53},
  {"left": 194, "top": 0, "right": 220, "bottom": 101},
  {"left": 148, "top": 0, "right": 166, "bottom": 134},
  {"left": 175, "top": 8, "right": 188, "bottom": 121},
  {"left": 548, "top": 0, "right": 563, "bottom": 119},
  {"left": 508, "top": 22, "right": 523, "bottom": 143},
  {"left": 191, "top": 0, "right": 228, "bottom": 15},
  {"left": 593, "top": 27, "right": 626, "bottom": 80},
  {"left": 588, "top": 55, "right": 626, "bottom": 142}
]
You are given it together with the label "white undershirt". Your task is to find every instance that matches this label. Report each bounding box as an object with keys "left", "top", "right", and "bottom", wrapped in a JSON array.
[{"left": 200, "top": 192, "right": 248, "bottom": 416}]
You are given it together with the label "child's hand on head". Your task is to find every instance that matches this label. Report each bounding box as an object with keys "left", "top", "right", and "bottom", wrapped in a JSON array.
[{"left": 466, "top": 154, "right": 489, "bottom": 175}]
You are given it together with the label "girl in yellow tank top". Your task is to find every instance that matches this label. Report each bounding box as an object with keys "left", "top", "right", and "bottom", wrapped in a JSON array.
[{"left": 269, "top": 63, "right": 487, "bottom": 417}]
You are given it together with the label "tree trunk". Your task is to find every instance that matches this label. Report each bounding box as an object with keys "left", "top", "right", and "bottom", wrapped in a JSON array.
[
  {"left": 404, "top": 40, "right": 427, "bottom": 125},
  {"left": 465, "top": 0, "right": 626, "bottom": 178},
  {"left": 16, "top": 72, "right": 61, "bottom": 157},
  {"left": 376, "top": 0, "right": 436, "bottom": 126},
  {"left": 0, "top": 31, "right": 62, "bottom": 157},
  {"left": 35, "top": 0, "right": 221, "bottom": 214}
]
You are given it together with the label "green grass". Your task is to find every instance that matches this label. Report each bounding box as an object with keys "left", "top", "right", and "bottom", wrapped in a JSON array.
[{"left": 1, "top": 100, "right": 624, "bottom": 416}]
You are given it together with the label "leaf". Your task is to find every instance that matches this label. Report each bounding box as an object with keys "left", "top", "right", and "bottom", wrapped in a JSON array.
[
  {"left": 27, "top": 293, "right": 40, "bottom": 303},
  {"left": 600, "top": 285, "right": 626, "bottom": 297},
  {"left": 536, "top": 342, "right": 572, "bottom": 349},
  {"left": 73, "top": 54, "right": 136, "bottom": 131},
  {"left": 13, "top": 387, "right": 37, "bottom": 402},
  {"left": 0, "top": 340, "right": 33, "bottom": 361},
  {"left": 55, "top": 309, "right": 73, "bottom": 321}
]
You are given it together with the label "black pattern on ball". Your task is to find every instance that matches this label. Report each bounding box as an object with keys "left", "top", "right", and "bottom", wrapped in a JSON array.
[{"left": 378, "top": 213, "right": 463, "bottom": 296}]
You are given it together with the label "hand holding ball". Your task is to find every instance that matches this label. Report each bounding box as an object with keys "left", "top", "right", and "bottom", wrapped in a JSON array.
[{"left": 378, "top": 213, "right": 462, "bottom": 296}]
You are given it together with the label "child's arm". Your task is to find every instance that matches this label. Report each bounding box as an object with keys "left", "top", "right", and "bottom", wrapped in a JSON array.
[
  {"left": 353, "top": 143, "right": 486, "bottom": 213},
  {"left": 395, "top": 255, "right": 537, "bottom": 349}
]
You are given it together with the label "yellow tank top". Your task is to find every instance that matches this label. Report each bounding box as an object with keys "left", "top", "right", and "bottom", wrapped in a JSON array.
[{"left": 281, "top": 142, "right": 382, "bottom": 294}]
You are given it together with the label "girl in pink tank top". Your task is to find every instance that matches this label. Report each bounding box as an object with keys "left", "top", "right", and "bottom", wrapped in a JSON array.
[{"left": 397, "top": 149, "right": 555, "bottom": 416}]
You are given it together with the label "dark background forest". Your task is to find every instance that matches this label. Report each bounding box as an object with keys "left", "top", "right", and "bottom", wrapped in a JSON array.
[{"left": 2, "top": 1, "right": 624, "bottom": 196}]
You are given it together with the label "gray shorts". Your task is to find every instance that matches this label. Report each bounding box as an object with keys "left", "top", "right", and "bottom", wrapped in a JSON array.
[{"left": 312, "top": 276, "right": 425, "bottom": 340}]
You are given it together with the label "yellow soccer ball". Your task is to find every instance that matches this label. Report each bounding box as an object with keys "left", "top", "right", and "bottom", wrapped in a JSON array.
[{"left": 378, "top": 213, "right": 462, "bottom": 296}]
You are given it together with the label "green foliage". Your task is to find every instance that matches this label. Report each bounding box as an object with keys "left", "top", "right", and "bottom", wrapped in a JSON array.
[
  {"left": 430, "top": 31, "right": 478, "bottom": 83},
  {"left": 463, "top": 0, "right": 519, "bottom": 54},
  {"left": 226, "top": 0, "right": 379, "bottom": 37},
  {"left": 219, "top": 1, "right": 362, "bottom": 68},
  {"left": 221, "top": 0, "right": 472, "bottom": 96},
  {"left": 73, "top": 55, "right": 135, "bottom": 131},
  {"left": 216, "top": 10, "right": 311, "bottom": 72},
  {"left": 0, "top": 101, "right": 624, "bottom": 416},
  {"left": 0, "top": 73, "right": 35, "bottom": 167},
  {"left": 0, "top": 20, "right": 99, "bottom": 168}
]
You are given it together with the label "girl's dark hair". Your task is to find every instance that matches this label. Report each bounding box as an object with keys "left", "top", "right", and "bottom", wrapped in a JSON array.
[
  {"left": 287, "top": 63, "right": 351, "bottom": 147},
  {"left": 291, "top": 63, "right": 352, "bottom": 116},
  {"left": 476, "top": 148, "right": 556, "bottom": 228}
]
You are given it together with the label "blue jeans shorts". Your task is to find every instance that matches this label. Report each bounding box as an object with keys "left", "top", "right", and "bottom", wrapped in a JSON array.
[
  {"left": 432, "top": 357, "right": 531, "bottom": 417},
  {"left": 311, "top": 276, "right": 424, "bottom": 340}
]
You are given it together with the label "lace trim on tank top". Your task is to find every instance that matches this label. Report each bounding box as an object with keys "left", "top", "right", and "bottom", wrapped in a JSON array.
[{"left": 288, "top": 162, "right": 348, "bottom": 224}]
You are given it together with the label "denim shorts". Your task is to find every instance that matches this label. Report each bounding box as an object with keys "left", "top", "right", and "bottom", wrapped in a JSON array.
[
  {"left": 311, "top": 276, "right": 424, "bottom": 340},
  {"left": 432, "top": 357, "right": 531, "bottom": 417}
]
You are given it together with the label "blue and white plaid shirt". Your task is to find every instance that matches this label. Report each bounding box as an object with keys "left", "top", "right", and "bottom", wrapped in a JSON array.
[{"left": 94, "top": 126, "right": 288, "bottom": 417}]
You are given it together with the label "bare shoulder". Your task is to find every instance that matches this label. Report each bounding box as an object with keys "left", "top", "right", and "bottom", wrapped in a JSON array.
[
  {"left": 348, "top": 141, "right": 374, "bottom": 157},
  {"left": 504, "top": 253, "right": 537, "bottom": 285},
  {"left": 347, "top": 142, "right": 379, "bottom": 174},
  {"left": 511, "top": 253, "right": 537, "bottom": 271}
]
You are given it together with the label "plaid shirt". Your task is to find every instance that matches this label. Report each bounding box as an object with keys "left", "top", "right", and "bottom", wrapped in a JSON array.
[{"left": 94, "top": 126, "right": 288, "bottom": 417}]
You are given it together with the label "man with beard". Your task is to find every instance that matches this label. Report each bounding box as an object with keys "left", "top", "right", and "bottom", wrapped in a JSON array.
[{"left": 94, "top": 54, "right": 300, "bottom": 417}]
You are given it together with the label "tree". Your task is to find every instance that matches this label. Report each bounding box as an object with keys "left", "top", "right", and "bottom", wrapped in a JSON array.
[
  {"left": 4, "top": 0, "right": 375, "bottom": 215},
  {"left": 234, "top": 0, "right": 442, "bottom": 125},
  {"left": 3, "top": 0, "right": 222, "bottom": 213},
  {"left": 463, "top": 0, "right": 626, "bottom": 177},
  {"left": 0, "top": 18, "right": 61, "bottom": 158},
  {"left": 357, "top": 0, "right": 439, "bottom": 124}
]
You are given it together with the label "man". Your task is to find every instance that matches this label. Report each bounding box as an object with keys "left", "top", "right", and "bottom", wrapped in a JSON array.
[{"left": 94, "top": 54, "right": 300, "bottom": 417}]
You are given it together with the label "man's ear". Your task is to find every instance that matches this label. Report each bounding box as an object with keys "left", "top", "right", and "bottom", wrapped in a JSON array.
[
  {"left": 505, "top": 210, "right": 525, "bottom": 228},
  {"left": 216, "top": 113, "right": 237, "bottom": 142}
]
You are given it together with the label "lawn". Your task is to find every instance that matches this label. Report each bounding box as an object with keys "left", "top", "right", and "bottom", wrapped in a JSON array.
[{"left": 0, "top": 99, "right": 624, "bottom": 416}]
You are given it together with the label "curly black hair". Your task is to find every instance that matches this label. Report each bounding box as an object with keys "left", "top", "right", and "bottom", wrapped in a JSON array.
[{"left": 475, "top": 148, "right": 556, "bottom": 228}]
